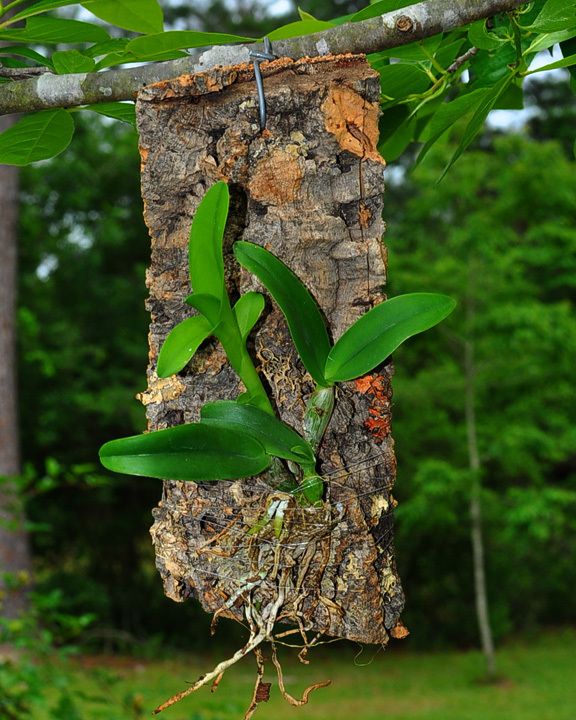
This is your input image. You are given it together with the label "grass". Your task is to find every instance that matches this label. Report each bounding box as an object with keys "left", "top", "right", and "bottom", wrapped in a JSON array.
[{"left": 33, "top": 628, "right": 575, "bottom": 720}]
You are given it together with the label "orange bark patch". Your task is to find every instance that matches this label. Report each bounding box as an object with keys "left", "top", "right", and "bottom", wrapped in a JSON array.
[
  {"left": 390, "top": 621, "right": 410, "bottom": 639},
  {"left": 321, "top": 86, "right": 385, "bottom": 164},
  {"left": 354, "top": 373, "right": 391, "bottom": 442},
  {"left": 248, "top": 149, "right": 304, "bottom": 205}
]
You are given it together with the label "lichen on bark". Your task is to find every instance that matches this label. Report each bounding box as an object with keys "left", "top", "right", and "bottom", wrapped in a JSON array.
[{"left": 136, "top": 55, "right": 405, "bottom": 666}]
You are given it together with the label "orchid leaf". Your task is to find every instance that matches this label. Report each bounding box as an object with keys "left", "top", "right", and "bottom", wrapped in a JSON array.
[
  {"left": 233, "top": 292, "right": 265, "bottom": 342},
  {"left": 324, "top": 293, "right": 456, "bottom": 383},
  {"left": 99, "top": 423, "right": 270, "bottom": 481},
  {"left": 156, "top": 315, "right": 214, "bottom": 378},
  {"left": 234, "top": 242, "right": 331, "bottom": 386},
  {"left": 189, "top": 181, "right": 229, "bottom": 301},
  {"left": 201, "top": 400, "right": 314, "bottom": 464}
]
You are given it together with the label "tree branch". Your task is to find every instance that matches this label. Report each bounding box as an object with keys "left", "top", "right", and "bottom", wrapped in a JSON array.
[{"left": 0, "top": 0, "right": 528, "bottom": 116}]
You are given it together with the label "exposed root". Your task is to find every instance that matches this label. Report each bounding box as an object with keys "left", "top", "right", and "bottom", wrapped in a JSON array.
[
  {"left": 154, "top": 577, "right": 286, "bottom": 715},
  {"left": 244, "top": 647, "right": 269, "bottom": 720},
  {"left": 154, "top": 492, "right": 337, "bottom": 717},
  {"left": 271, "top": 640, "right": 332, "bottom": 706}
]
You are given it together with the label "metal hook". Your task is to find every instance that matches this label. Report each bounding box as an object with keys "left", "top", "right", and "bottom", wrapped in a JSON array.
[{"left": 249, "top": 37, "right": 276, "bottom": 131}]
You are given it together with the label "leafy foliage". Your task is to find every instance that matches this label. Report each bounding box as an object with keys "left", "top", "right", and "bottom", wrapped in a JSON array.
[
  {"left": 100, "top": 423, "right": 272, "bottom": 480},
  {"left": 0, "top": 110, "right": 74, "bottom": 165},
  {"left": 387, "top": 131, "right": 576, "bottom": 644}
]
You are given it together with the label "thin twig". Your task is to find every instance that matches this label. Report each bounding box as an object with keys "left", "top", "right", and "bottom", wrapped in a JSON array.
[
  {"left": 0, "top": 66, "right": 52, "bottom": 78},
  {"left": 447, "top": 46, "right": 479, "bottom": 73}
]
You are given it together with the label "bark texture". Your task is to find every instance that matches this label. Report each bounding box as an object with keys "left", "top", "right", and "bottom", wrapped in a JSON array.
[
  {"left": 136, "top": 55, "right": 405, "bottom": 645},
  {"left": 0, "top": 114, "right": 33, "bottom": 619}
]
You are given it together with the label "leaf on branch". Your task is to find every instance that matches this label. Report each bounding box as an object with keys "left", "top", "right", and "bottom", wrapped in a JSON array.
[
  {"left": 467, "top": 20, "right": 507, "bottom": 51},
  {"left": 0, "top": 16, "right": 109, "bottom": 44},
  {"left": 324, "top": 293, "right": 456, "bottom": 383},
  {"left": 233, "top": 242, "right": 332, "bottom": 387},
  {"left": 0, "top": 109, "right": 74, "bottom": 166},
  {"left": 81, "top": 0, "right": 164, "bottom": 35},
  {"left": 82, "top": 101, "right": 136, "bottom": 126},
  {"left": 441, "top": 74, "right": 513, "bottom": 177},
  {"left": 99, "top": 423, "right": 271, "bottom": 481},
  {"left": 52, "top": 50, "right": 95, "bottom": 74},
  {"left": 0, "top": 46, "right": 53, "bottom": 68},
  {"left": 417, "top": 87, "right": 493, "bottom": 165},
  {"left": 376, "top": 63, "right": 432, "bottom": 101},
  {"left": 1, "top": 1, "right": 86, "bottom": 26},
  {"left": 526, "top": 0, "right": 576, "bottom": 34},
  {"left": 350, "top": 0, "right": 415, "bottom": 23},
  {"left": 267, "top": 19, "right": 334, "bottom": 41},
  {"left": 127, "top": 30, "right": 254, "bottom": 57}
]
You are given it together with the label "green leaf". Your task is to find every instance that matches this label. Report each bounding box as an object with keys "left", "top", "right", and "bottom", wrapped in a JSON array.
[
  {"left": 189, "top": 182, "right": 229, "bottom": 301},
  {"left": 84, "top": 39, "right": 129, "bottom": 59},
  {"left": 234, "top": 242, "right": 332, "bottom": 386},
  {"left": 1, "top": 1, "right": 83, "bottom": 26},
  {"left": 185, "top": 293, "right": 222, "bottom": 326},
  {"left": 298, "top": 8, "right": 318, "bottom": 21},
  {"left": 0, "top": 109, "right": 74, "bottom": 166},
  {"left": 201, "top": 401, "right": 315, "bottom": 464},
  {"left": 233, "top": 292, "right": 265, "bottom": 342},
  {"left": 441, "top": 74, "right": 512, "bottom": 177},
  {"left": 267, "top": 19, "right": 334, "bottom": 41},
  {"left": 324, "top": 293, "right": 456, "bottom": 383},
  {"left": 127, "top": 30, "right": 254, "bottom": 57},
  {"left": 560, "top": 37, "right": 576, "bottom": 79},
  {"left": 351, "top": 0, "right": 415, "bottom": 23},
  {"left": 52, "top": 50, "right": 95, "bottom": 74},
  {"left": 526, "top": 52, "right": 576, "bottom": 74},
  {"left": 468, "top": 20, "right": 507, "bottom": 50},
  {"left": 377, "top": 63, "right": 432, "bottom": 100},
  {"left": 0, "top": 16, "right": 109, "bottom": 43},
  {"left": 0, "top": 46, "right": 52, "bottom": 67},
  {"left": 81, "top": 0, "right": 164, "bottom": 34},
  {"left": 99, "top": 423, "right": 270, "bottom": 481},
  {"left": 368, "top": 35, "right": 443, "bottom": 63},
  {"left": 417, "top": 88, "right": 492, "bottom": 164},
  {"left": 378, "top": 106, "right": 416, "bottom": 161},
  {"left": 83, "top": 102, "right": 136, "bottom": 127},
  {"left": 156, "top": 315, "right": 214, "bottom": 378},
  {"left": 469, "top": 44, "right": 517, "bottom": 88},
  {"left": 524, "top": 27, "right": 576, "bottom": 54},
  {"left": 527, "top": 0, "right": 576, "bottom": 33}
]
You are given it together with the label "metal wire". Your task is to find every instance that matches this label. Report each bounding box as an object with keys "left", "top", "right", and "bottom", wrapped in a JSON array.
[{"left": 249, "top": 37, "right": 276, "bottom": 130}]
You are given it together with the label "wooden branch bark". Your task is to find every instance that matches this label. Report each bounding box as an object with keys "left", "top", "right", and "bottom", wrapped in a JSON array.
[
  {"left": 0, "top": 0, "right": 529, "bottom": 115},
  {"left": 137, "top": 55, "right": 406, "bottom": 644}
]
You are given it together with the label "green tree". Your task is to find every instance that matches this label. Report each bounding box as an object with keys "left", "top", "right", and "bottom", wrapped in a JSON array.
[{"left": 387, "top": 132, "right": 576, "bottom": 660}]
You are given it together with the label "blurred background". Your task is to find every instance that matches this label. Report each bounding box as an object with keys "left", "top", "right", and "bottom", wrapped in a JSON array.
[{"left": 1, "top": 0, "right": 575, "bottom": 718}]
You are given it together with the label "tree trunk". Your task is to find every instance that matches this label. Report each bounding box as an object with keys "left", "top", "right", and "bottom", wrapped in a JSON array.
[
  {"left": 464, "top": 334, "right": 496, "bottom": 677},
  {"left": 136, "top": 55, "right": 406, "bottom": 646},
  {"left": 0, "top": 114, "right": 33, "bottom": 619}
]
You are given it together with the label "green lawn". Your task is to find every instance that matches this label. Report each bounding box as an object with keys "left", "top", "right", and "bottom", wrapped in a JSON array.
[{"left": 36, "top": 629, "right": 575, "bottom": 720}]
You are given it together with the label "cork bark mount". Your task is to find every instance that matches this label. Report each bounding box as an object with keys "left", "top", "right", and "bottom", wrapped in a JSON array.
[{"left": 136, "top": 54, "right": 406, "bottom": 710}]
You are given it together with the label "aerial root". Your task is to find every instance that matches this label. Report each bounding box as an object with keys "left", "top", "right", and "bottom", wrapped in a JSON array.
[
  {"left": 244, "top": 647, "right": 270, "bottom": 720},
  {"left": 270, "top": 640, "right": 331, "bottom": 706},
  {"left": 153, "top": 584, "right": 286, "bottom": 715}
]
